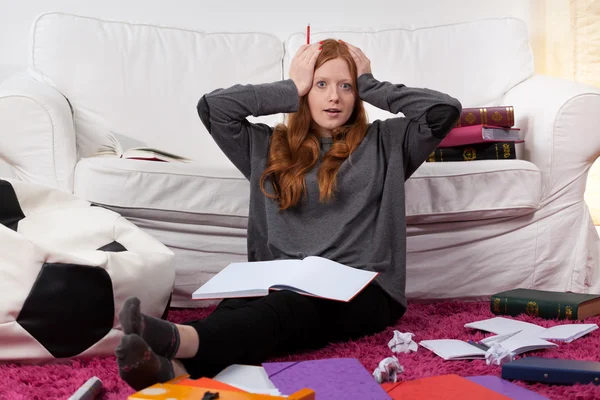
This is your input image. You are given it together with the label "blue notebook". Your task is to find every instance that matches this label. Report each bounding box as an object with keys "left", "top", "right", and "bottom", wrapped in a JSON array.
[{"left": 501, "top": 357, "right": 600, "bottom": 385}]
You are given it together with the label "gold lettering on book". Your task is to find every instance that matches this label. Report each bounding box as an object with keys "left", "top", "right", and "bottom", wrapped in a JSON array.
[
  {"left": 507, "top": 106, "right": 514, "bottom": 126},
  {"left": 503, "top": 143, "right": 511, "bottom": 158},
  {"left": 463, "top": 147, "right": 476, "bottom": 161},
  {"left": 557, "top": 304, "right": 561, "bottom": 319},
  {"left": 483, "top": 108, "right": 488, "bottom": 125},
  {"left": 493, "top": 297, "right": 501, "bottom": 313},
  {"left": 491, "top": 111, "right": 503, "bottom": 122},
  {"left": 526, "top": 301, "right": 539, "bottom": 316},
  {"left": 566, "top": 306, "right": 573, "bottom": 319},
  {"left": 465, "top": 113, "right": 476, "bottom": 125},
  {"left": 427, "top": 151, "right": 436, "bottom": 162}
]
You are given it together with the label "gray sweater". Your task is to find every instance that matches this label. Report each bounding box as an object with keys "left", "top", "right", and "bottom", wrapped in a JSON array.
[{"left": 197, "top": 73, "right": 461, "bottom": 308}]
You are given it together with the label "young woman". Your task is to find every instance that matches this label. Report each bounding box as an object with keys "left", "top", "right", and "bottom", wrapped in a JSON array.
[{"left": 115, "top": 39, "right": 461, "bottom": 390}]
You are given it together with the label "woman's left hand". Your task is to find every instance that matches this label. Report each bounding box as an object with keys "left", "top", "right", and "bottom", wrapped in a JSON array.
[{"left": 341, "top": 40, "right": 372, "bottom": 77}]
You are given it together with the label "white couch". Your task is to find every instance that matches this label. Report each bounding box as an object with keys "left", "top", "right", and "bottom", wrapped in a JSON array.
[{"left": 1, "top": 12, "right": 600, "bottom": 307}]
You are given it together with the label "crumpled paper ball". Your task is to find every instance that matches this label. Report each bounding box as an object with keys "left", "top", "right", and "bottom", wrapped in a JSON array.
[
  {"left": 388, "top": 330, "right": 418, "bottom": 354},
  {"left": 485, "top": 342, "right": 515, "bottom": 366},
  {"left": 373, "top": 356, "right": 404, "bottom": 383}
]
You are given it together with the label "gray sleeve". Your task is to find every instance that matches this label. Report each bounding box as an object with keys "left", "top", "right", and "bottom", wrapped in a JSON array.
[
  {"left": 357, "top": 73, "right": 461, "bottom": 179},
  {"left": 197, "top": 80, "right": 300, "bottom": 179}
]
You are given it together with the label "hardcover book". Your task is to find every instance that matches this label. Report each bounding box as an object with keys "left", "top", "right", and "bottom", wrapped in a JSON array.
[
  {"left": 427, "top": 142, "right": 516, "bottom": 162},
  {"left": 501, "top": 356, "right": 600, "bottom": 385},
  {"left": 455, "top": 106, "right": 515, "bottom": 128},
  {"left": 490, "top": 288, "right": 600, "bottom": 320},
  {"left": 437, "top": 125, "right": 523, "bottom": 148}
]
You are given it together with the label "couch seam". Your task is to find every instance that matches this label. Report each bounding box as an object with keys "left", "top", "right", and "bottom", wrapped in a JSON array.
[
  {"left": 32, "top": 11, "right": 281, "bottom": 41},
  {"left": 410, "top": 167, "right": 541, "bottom": 179},
  {"left": 546, "top": 92, "right": 600, "bottom": 201},
  {"left": 77, "top": 159, "right": 247, "bottom": 181},
  {"left": 0, "top": 95, "right": 61, "bottom": 188}
]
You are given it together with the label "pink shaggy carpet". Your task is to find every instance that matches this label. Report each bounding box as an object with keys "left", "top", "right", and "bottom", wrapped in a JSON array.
[{"left": 2, "top": 300, "right": 600, "bottom": 399}]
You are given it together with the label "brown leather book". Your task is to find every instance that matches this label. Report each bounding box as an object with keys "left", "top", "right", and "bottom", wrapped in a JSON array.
[{"left": 455, "top": 106, "right": 514, "bottom": 128}]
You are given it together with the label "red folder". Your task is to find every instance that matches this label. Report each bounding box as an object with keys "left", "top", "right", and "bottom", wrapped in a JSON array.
[
  {"left": 438, "top": 125, "right": 523, "bottom": 148},
  {"left": 382, "top": 374, "right": 511, "bottom": 399}
]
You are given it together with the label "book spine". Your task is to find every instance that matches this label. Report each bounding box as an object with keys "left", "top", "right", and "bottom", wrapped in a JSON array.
[
  {"left": 490, "top": 296, "right": 580, "bottom": 320},
  {"left": 427, "top": 142, "right": 516, "bottom": 162},
  {"left": 455, "top": 107, "right": 514, "bottom": 128}
]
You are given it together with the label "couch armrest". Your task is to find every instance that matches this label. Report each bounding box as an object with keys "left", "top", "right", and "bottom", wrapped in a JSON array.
[
  {"left": 502, "top": 75, "right": 600, "bottom": 204},
  {"left": 0, "top": 72, "right": 76, "bottom": 192}
]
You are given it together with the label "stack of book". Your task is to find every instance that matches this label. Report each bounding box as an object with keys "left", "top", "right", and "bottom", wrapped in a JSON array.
[{"left": 427, "top": 106, "right": 523, "bottom": 162}]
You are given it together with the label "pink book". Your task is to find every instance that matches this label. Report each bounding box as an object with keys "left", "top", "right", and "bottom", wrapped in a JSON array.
[{"left": 438, "top": 125, "right": 523, "bottom": 148}]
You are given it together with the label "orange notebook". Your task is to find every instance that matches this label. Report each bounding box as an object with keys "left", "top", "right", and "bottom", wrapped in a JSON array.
[
  {"left": 382, "top": 374, "right": 511, "bottom": 400},
  {"left": 176, "top": 377, "right": 245, "bottom": 392},
  {"left": 128, "top": 376, "right": 315, "bottom": 400}
]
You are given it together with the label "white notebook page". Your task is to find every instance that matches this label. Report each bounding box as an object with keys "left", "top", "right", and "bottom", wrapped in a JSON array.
[
  {"left": 192, "top": 257, "right": 377, "bottom": 302},
  {"left": 192, "top": 260, "right": 303, "bottom": 298},
  {"left": 419, "top": 340, "right": 486, "bottom": 360}
]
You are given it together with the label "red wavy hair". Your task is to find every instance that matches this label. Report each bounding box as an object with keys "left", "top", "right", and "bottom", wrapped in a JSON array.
[{"left": 259, "top": 39, "right": 368, "bottom": 210}]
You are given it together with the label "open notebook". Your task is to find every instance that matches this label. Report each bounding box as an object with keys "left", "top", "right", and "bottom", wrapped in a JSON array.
[
  {"left": 192, "top": 256, "right": 378, "bottom": 302},
  {"left": 419, "top": 336, "right": 557, "bottom": 361},
  {"left": 464, "top": 317, "right": 598, "bottom": 343},
  {"left": 420, "top": 316, "right": 598, "bottom": 361}
]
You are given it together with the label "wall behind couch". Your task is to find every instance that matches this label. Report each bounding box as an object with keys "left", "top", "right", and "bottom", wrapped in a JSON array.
[{"left": 0, "top": 0, "right": 546, "bottom": 84}]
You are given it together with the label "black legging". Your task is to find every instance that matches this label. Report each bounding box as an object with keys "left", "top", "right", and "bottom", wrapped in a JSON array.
[{"left": 180, "top": 283, "right": 405, "bottom": 378}]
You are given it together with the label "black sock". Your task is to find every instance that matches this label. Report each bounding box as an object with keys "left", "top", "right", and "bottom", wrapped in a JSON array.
[
  {"left": 115, "top": 334, "right": 175, "bottom": 391},
  {"left": 118, "top": 296, "right": 180, "bottom": 359}
]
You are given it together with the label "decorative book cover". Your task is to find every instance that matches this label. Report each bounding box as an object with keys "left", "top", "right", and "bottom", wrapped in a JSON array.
[
  {"left": 501, "top": 356, "right": 600, "bottom": 385},
  {"left": 381, "top": 374, "right": 511, "bottom": 399},
  {"left": 437, "top": 125, "right": 523, "bottom": 148},
  {"left": 427, "top": 142, "right": 516, "bottom": 162},
  {"left": 455, "top": 106, "right": 514, "bottom": 128},
  {"left": 262, "top": 358, "right": 391, "bottom": 399},
  {"left": 490, "top": 288, "right": 600, "bottom": 320}
]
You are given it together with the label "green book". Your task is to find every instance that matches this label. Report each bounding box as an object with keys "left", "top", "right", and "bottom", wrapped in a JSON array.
[{"left": 490, "top": 288, "right": 600, "bottom": 320}]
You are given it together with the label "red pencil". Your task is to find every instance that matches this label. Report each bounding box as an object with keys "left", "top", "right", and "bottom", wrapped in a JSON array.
[{"left": 306, "top": 23, "right": 310, "bottom": 44}]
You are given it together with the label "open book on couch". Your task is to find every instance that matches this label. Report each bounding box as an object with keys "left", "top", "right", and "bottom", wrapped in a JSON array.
[
  {"left": 97, "top": 145, "right": 189, "bottom": 162},
  {"left": 192, "top": 257, "right": 378, "bottom": 302},
  {"left": 92, "top": 131, "right": 190, "bottom": 162}
]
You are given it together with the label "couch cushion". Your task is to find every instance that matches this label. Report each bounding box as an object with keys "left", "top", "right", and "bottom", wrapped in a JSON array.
[
  {"left": 74, "top": 158, "right": 249, "bottom": 218},
  {"left": 74, "top": 157, "right": 541, "bottom": 225},
  {"left": 29, "top": 12, "right": 284, "bottom": 166},
  {"left": 406, "top": 160, "right": 541, "bottom": 224},
  {"left": 284, "top": 18, "right": 534, "bottom": 122}
]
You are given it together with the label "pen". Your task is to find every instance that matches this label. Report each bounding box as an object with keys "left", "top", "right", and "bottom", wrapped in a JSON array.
[
  {"left": 306, "top": 23, "right": 310, "bottom": 44},
  {"left": 68, "top": 376, "right": 103, "bottom": 400},
  {"left": 467, "top": 340, "right": 489, "bottom": 352}
]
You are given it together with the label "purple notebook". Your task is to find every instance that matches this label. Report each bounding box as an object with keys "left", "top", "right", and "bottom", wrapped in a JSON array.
[
  {"left": 466, "top": 376, "right": 549, "bottom": 399},
  {"left": 262, "top": 358, "right": 391, "bottom": 400}
]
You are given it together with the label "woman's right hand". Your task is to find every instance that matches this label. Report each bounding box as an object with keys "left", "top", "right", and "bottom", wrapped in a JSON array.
[{"left": 288, "top": 44, "right": 321, "bottom": 97}]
